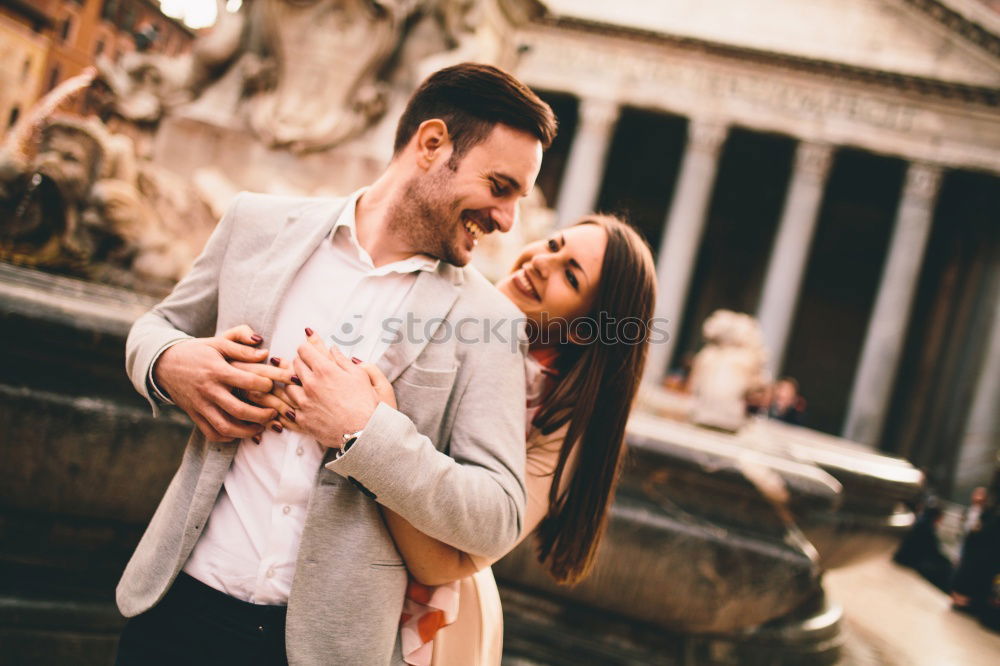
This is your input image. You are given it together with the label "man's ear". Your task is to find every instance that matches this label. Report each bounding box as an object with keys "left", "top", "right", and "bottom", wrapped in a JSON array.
[{"left": 412, "top": 119, "right": 451, "bottom": 170}]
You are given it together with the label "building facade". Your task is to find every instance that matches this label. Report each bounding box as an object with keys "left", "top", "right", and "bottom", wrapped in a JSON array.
[
  {"left": 496, "top": 0, "right": 1000, "bottom": 500},
  {"left": 0, "top": 0, "right": 193, "bottom": 131}
]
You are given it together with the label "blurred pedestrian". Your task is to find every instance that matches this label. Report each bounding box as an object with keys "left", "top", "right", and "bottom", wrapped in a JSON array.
[
  {"left": 951, "top": 471, "right": 1000, "bottom": 630},
  {"left": 768, "top": 377, "right": 807, "bottom": 425},
  {"left": 893, "top": 498, "right": 954, "bottom": 593},
  {"left": 961, "top": 486, "right": 988, "bottom": 540}
]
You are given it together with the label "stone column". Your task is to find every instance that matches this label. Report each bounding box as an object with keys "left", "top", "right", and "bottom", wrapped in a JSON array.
[
  {"left": 645, "top": 119, "right": 728, "bottom": 384},
  {"left": 757, "top": 142, "right": 835, "bottom": 376},
  {"left": 843, "top": 163, "right": 943, "bottom": 445},
  {"left": 555, "top": 98, "right": 620, "bottom": 227},
  {"left": 952, "top": 272, "right": 1000, "bottom": 497}
]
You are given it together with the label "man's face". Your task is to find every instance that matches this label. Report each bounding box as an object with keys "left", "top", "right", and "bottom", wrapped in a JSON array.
[{"left": 392, "top": 124, "right": 543, "bottom": 266}]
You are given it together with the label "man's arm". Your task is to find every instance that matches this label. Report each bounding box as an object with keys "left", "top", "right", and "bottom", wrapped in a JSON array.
[
  {"left": 125, "top": 193, "right": 277, "bottom": 441},
  {"left": 379, "top": 424, "right": 570, "bottom": 585},
  {"left": 287, "top": 328, "right": 527, "bottom": 560}
]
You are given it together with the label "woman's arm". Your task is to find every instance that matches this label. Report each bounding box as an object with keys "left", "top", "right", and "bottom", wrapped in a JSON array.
[
  {"left": 381, "top": 508, "right": 481, "bottom": 585},
  {"left": 381, "top": 426, "right": 572, "bottom": 586}
]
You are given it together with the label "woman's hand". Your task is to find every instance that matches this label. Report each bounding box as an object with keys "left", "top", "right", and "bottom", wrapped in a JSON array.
[
  {"left": 240, "top": 332, "right": 399, "bottom": 443},
  {"left": 234, "top": 357, "right": 300, "bottom": 436},
  {"left": 279, "top": 330, "right": 381, "bottom": 448},
  {"left": 295, "top": 335, "right": 395, "bottom": 407}
]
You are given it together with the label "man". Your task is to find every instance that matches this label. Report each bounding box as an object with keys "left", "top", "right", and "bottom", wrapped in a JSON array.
[
  {"left": 768, "top": 377, "right": 806, "bottom": 426},
  {"left": 115, "top": 63, "right": 556, "bottom": 665}
]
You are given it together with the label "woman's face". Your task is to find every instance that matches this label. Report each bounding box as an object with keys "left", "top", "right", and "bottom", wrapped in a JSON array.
[{"left": 497, "top": 223, "right": 608, "bottom": 335}]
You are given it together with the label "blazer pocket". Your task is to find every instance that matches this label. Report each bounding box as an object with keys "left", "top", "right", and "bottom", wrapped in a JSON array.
[
  {"left": 396, "top": 363, "right": 457, "bottom": 390},
  {"left": 370, "top": 559, "right": 406, "bottom": 569}
]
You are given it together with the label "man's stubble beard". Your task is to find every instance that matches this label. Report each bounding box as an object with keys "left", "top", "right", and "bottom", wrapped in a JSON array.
[{"left": 386, "top": 167, "right": 466, "bottom": 266}]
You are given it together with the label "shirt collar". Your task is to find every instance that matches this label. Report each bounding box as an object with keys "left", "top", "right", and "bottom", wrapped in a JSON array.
[{"left": 331, "top": 188, "right": 440, "bottom": 276}]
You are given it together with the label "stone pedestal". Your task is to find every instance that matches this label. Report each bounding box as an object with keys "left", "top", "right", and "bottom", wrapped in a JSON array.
[
  {"left": 493, "top": 402, "right": 923, "bottom": 664},
  {"left": 0, "top": 264, "right": 188, "bottom": 665},
  {"left": 499, "top": 586, "right": 845, "bottom": 666}
]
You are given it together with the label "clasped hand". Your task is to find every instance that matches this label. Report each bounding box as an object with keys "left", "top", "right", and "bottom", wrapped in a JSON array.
[
  {"left": 153, "top": 325, "right": 277, "bottom": 442},
  {"left": 243, "top": 329, "right": 396, "bottom": 447}
]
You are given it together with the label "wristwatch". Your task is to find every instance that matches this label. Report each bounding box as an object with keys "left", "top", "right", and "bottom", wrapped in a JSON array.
[{"left": 335, "top": 429, "right": 364, "bottom": 459}]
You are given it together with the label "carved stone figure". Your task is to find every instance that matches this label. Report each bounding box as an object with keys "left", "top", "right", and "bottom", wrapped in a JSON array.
[
  {"left": 101, "top": 0, "right": 420, "bottom": 154},
  {"left": 1, "top": 72, "right": 213, "bottom": 292},
  {"left": 100, "top": 0, "right": 487, "bottom": 162},
  {"left": 688, "top": 309, "right": 769, "bottom": 432},
  {"left": 247, "top": 0, "right": 411, "bottom": 151}
]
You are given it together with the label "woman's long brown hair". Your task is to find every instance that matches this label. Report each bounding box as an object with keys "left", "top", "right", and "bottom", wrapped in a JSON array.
[{"left": 531, "top": 215, "right": 656, "bottom": 585}]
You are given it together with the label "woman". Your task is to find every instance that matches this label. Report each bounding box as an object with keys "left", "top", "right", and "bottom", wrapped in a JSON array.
[
  {"left": 378, "top": 214, "right": 655, "bottom": 664},
  {"left": 260, "top": 214, "right": 655, "bottom": 664}
]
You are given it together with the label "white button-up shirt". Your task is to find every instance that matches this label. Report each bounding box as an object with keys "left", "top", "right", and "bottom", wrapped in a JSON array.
[{"left": 184, "top": 189, "right": 438, "bottom": 605}]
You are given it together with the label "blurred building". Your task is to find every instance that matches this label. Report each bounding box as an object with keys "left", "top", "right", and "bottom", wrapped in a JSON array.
[
  {"left": 507, "top": 0, "right": 1000, "bottom": 499},
  {"left": 1, "top": 0, "right": 993, "bottom": 501},
  {"left": 0, "top": 0, "right": 194, "bottom": 130}
]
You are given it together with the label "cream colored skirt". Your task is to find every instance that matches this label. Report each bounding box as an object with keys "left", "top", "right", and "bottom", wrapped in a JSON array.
[{"left": 430, "top": 567, "right": 503, "bottom": 666}]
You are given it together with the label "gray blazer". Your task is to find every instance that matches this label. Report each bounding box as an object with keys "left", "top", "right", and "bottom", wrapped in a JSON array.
[{"left": 119, "top": 193, "right": 527, "bottom": 665}]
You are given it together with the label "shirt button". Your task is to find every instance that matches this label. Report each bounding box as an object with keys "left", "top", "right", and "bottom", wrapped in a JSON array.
[
  {"left": 282, "top": 505, "right": 291, "bottom": 515},
  {"left": 266, "top": 567, "right": 275, "bottom": 578},
  {"left": 296, "top": 447, "right": 304, "bottom": 456}
]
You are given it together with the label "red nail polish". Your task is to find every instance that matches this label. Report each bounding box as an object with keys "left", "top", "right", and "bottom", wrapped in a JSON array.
[
  {"left": 285, "top": 410, "right": 296, "bottom": 422},
  {"left": 271, "top": 423, "right": 283, "bottom": 433},
  {"left": 304, "top": 327, "right": 314, "bottom": 337},
  {"left": 252, "top": 435, "right": 261, "bottom": 445},
  {"left": 351, "top": 357, "right": 362, "bottom": 365},
  {"left": 269, "top": 357, "right": 281, "bottom": 366},
  {"left": 251, "top": 334, "right": 263, "bottom": 345},
  {"left": 290, "top": 375, "right": 302, "bottom": 386}
]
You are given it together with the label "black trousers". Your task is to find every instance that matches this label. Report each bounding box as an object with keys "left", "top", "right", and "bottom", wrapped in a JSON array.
[{"left": 115, "top": 572, "right": 288, "bottom": 666}]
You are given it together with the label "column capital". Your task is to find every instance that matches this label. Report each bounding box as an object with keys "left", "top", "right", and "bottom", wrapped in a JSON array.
[
  {"left": 685, "top": 119, "right": 728, "bottom": 157},
  {"left": 902, "top": 162, "right": 944, "bottom": 206},
  {"left": 793, "top": 142, "right": 835, "bottom": 182},
  {"left": 577, "top": 97, "right": 620, "bottom": 130}
]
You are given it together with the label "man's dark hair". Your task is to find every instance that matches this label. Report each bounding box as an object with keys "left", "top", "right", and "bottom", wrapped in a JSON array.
[{"left": 393, "top": 62, "right": 557, "bottom": 163}]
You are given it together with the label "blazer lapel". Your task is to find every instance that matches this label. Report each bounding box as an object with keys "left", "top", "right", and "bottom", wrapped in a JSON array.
[
  {"left": 242, "top": 198, "right": 348, "bottom": 338},
  {"left": 377, "top": 264, "right": 462, "bottom": 383}
]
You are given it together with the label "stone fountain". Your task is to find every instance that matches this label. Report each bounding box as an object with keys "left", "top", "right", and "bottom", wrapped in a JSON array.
[{"left": 492, "top": 311, "right": 922, "bottom": 664}]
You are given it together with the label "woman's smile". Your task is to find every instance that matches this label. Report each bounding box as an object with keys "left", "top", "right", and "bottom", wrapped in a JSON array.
[{"left": 512, "top": 267, "right": 541, "bottom": 301}]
